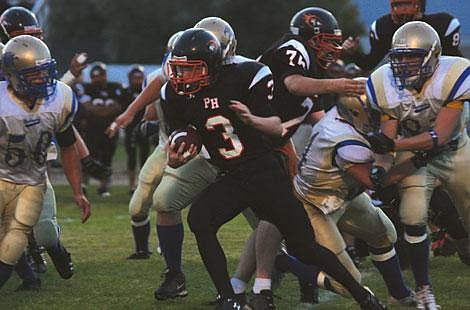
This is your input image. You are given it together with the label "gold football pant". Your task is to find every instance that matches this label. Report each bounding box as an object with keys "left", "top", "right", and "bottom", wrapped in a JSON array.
[
  {"left": 302, "top": 193, "right": 397, "bottom": 297},
  {"left": 0, "top": 180, "right": 45, "bottom": 265}
]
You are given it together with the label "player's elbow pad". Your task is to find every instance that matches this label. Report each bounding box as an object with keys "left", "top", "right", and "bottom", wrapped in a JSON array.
[{"left": 56, "top": 126, "right": 76, "bottom": 147}]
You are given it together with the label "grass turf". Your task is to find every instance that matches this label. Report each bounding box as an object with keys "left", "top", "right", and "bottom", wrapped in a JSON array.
[{"left": 1, "top": 185, "right": 469, "bottom": 309}]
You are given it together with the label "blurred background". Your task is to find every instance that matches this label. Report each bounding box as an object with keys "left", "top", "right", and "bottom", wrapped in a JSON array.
[
  {"left": 2, "top": 0, "right": 468, "bottom": 189},
  {"left": 21, "top": 0, "right": 470, "bottom": 83}
]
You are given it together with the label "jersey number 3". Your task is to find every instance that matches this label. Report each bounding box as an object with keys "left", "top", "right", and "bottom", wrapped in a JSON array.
[{"left": 206, "top": 115, "right": 244, "bottom": 159}]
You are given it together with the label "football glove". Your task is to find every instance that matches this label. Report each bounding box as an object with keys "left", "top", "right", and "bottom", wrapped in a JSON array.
[
  {"left": 367, "top": 131, "right": 395, "bottom": 154},
  {"left": 81, "top": 155, "right": 112, "bottom": 179}
]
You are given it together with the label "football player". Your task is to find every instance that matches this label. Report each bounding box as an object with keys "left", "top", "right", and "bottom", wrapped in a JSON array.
[
  {"left": 276, "top": 83, "right": 420, "bottom": 306},
  {"left": 107, "top": 18, "right": 248, "bottom": 301},
  {"left": 0, "top": 6, "right": 107, "bottom": 288},
  {"left": 0, "top": 35, "right": 90, "bottom": 290},
  {"left": 344, "top": 0, "right": 469, "bottom": 267},
  {"left": 162, "top": 27, "right": 385, "bottom": 310},
  {"left": 343, "top": 0, "right": 462, "bottom": 71},
  {"left": 230, "top": 7, "right": 365, "bottom": 308},
  {"left": 366, "top": 21, "right": 470, "bottom": 309},
  {"left": 106, "top": 31, "right": 182, "bottom": 261}
]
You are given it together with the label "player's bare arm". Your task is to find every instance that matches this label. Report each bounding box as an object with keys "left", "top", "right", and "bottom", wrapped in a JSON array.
[
  {"left": 107, "top": 73, "right": 165, "bottom": 137},
  {"left": 229, "top": 100, "right": 282, "bottom": 137},
  {"left": 58, "top": 137, "right": 91, "bottom": 223},
  {"left": 284, "top": 74, "right": 365, "bottom": 97},
  {"left": 394, "top": 105, "right": 462, "bottom": 151}
]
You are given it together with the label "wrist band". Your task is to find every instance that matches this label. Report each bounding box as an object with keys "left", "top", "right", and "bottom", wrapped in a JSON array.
[{"left": 428, "top": 128, "right": 439, "bottom": 150}]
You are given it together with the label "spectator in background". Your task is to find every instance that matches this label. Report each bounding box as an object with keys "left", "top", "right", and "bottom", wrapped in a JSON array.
[
  {"left": 80, "top": 62, "right": 123, "bottom": 197},
  {"left": 120, "top": 65, "right": 150, "bottom": 195}
]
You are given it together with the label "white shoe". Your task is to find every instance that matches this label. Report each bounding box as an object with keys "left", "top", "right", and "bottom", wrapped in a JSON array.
[{"left": 416, "top": 285, "right": 440, "bottom": 310}]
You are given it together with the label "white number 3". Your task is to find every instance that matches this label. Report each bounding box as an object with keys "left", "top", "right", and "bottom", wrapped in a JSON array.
[{"left": 206, "top": 115, "right": 244, "bottom": 159}]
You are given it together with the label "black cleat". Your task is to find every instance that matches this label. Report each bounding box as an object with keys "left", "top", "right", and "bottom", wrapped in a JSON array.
[
  {"left": 215, "top": 298, "right": 242, "bottom": 310},
  {"left": 299, "top": 279, "right": 319, "bottom": 305},
  {"left": 154, "top": 270, "right": 188, "bottom": 300},
  {"left": 360, "top": 291, "right": 387, "bottom": 310},
  {"left": 27, "top": 246, "right": 47, "bottom": 274},
  {"left": 247, "top": 290, "right": 276, "bottom": 310},
  {"left": 14, "top": 278, "right": 41, "bottom": 292},
  {"left": 212, "top": 293, "right": 247, "bottom": 307},
  {"left": 126, "top": 251, "right": 151, "bottom": 260},
  {"left": 47, "top": 243, "right": 74, "bottom": 279}
]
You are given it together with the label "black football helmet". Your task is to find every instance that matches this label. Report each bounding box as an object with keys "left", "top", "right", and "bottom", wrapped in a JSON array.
[
  {"left": 390, "top": 0, "right": 425, "bottom": 25},
  {"left": 0, "top": 6, "right": 42, "bottom": 42},
  {"left": 168, "top": 28, "right": 222, "bottom": 95},
  {"left": 290, "top": 7, "right": 342, "bottom": 69}
]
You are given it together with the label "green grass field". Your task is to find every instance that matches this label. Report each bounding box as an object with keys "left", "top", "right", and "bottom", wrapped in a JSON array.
[{"left": 1, "top": 185, "right": 469, "bottom": 309}]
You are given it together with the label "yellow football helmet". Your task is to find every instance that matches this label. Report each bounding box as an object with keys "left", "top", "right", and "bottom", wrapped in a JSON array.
[
  {"left": 194, "top": 17, "right": 237, "bottom": 59},
  {"left": 389, "top": 21, "right": 441, "bottom": 90},
  {"left": 2, "top": 34, "right": 57, "bottom": 99},
  {"left": 336, "top": 77, "right": 380, "bottom": 135}
]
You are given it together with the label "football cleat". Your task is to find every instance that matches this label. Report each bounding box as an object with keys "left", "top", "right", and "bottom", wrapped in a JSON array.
[
  {"left": 299, "top": 279, "right": 319, "bottom": 305},
  {"left": 359, "top": 290, "right": 387, "bottom": 310},
  {"left": 154, "top": 270, "right": 188, "bottom": 300},
  {"left": 215, "top": 298, "right": 242, "bottom": 310},
  {"left": 416, "top": 285, "right": 440, "bottom": 310},
  {"left": 14, "top": 278, "right": 41, "bottom": 292},
  {"left": 26, "top": 246, "right": 47, "bottom": 274},
  {"left": 126, "top": 251, "right": 151, "bottom": 260},
  {"left": 388, "top": 290, "right": 416, "bottom": 306},
  {"left": 212, "top": 293, "right": 247, "bottom": 307},
  {"left": 47, "top": 243, "right": 74, "bottom": 279},
  {"left": 246, "top": 289, "right": 276, "bottom": 310}
]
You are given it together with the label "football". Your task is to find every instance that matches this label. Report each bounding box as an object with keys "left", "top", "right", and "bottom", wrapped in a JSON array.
[{"left": 169, "top": 126, "right": 203, "bottom": 157}]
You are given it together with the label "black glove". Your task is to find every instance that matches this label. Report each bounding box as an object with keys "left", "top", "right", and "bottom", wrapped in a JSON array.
[
  {"left": 369, "top": 165, "right": 386, "bottom": 190},
  {"left": 410, "top": 150, "right": 439, "bottom": 169},
  {"left": 81, "top": 155, "right": 112, "bottom": 179},
  {"left": 367, "top": 131, "right": 395, "bottom": 154}
]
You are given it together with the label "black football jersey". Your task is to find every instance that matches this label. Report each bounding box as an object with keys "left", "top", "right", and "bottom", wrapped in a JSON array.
[
  {"left": 353, "top": 12, "right": 462, "bottom": 71},
  {"left": 120, "top": 86, "right": 144, "bottom": 132},
  {"left": 81, "top": 82, "right": 123, "bottom": 130},
  {"left": 161, "top": 61, "right": 274, "bottom": 170},
  {"left": 258, "top": 33, "right": 325, "bottom": 143}
]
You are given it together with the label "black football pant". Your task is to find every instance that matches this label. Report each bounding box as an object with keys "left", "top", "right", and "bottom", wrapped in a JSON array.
[{"left": 187, "top": 152, "right": 369, "bottom": 303}]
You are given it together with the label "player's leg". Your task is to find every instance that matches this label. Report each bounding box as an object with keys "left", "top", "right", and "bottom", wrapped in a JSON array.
[
  {"left": 398, "top": 153, "right": 438, "bottom": 308},
  {"left": 438, "top": 138, "right": 470, "bottom": 265},
  {"left": 340, "top": 193, "right": 414, "bottom": 305},
  {"left": 128, "top": 145, "right": 166, "bottom": 259},
  {"left": 250, "top": 155, "right": 382, "bottom": 308},
  {"left": 153, "top": 155, "right": 218, "bottom": 300},
  {"left": 0, "top": 182, "right": 45, "bottom": 289},
  {"left": 124, "top": 129, "right": 138, "bottom": 194},
  {"left": 34, "top": 180, "right": 74, "bottom": 279},
  {"left": 187, "top": 175, "right": 249, "bottom": 308}
]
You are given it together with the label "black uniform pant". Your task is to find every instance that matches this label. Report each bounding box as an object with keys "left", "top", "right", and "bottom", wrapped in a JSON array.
[{"left": 187, "top": 152, "right": 368, "bottom": 302}]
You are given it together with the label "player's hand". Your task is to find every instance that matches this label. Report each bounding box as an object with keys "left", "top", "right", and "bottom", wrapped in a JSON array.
[
  {"left": 166, "top": 141, "right": 198, "bottom": 168},
  {"left": 334, "top": 78, "right": 366, "bottom": 97},
  {"left": 81, "top": 155, "right": 112, "bottom": 179},
  {"left": 229, "top": 100, "right": 254, "bottom": 125},
  {"left": 74, "top": 194, "right": 91, "bottom": 223},
  {"left": 410, "top": 150, "right": 440, "bottom": 169},
  {"left": 69, "top": 53, "right": 88, "bottom": 77},
  {"left": 106, "top": 111, "right": 134, "bottom": 138},
  {"left": 367, "top": 131, "right": 395, "bottom": 154},
  {"left": 342, "top": 36, "right": 360, "bottom": 55}
]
